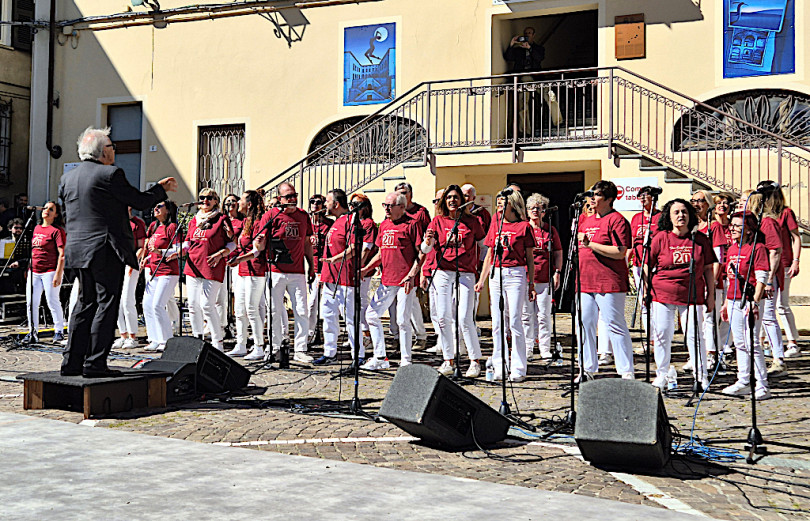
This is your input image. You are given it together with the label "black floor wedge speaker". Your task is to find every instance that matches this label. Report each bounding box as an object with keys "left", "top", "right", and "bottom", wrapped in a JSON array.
[
  {"left": 575, "top": 378, "right": 672, "bottom": 469},
  {"left": 162, "top": 337, "right": 250, "bottom": 394},
  {"left": 139, "top": 359, "right": 197, "bottom": 403},
  {"left": 379, "top": 364, "right": 510, "bottom": 450}
]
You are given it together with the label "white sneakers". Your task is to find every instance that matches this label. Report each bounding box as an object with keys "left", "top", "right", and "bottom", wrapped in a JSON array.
[
  {"left": 144, "top": 342, "right": 161, "bottom": 352},
  {"left": 244, "top": 348, "right": 265, "bottom": 361},
  {"left": 227, "top": 345, "right": 248, "bottom": 357},
  {"left": 540, "top": 348, "right": 553, "bottom": 360},
  {"left": 574, "top": 372, "right": 594, "bottom": 384},
  {"left": 112, "top": 337, "right": 126, "bottom": 349},
  {"left": 113, "top": 337, "right": 138, "bottom": 349},
  {"left": 361, "top": 357, "right": 390, "bottom": 370},
  {"left": 785, "top": 345, "right": 801, "bottom": 358},
  {"left": 293, "top": 352, "right": 314, "bottom": 363},
  {"left": 465, "top": 361, "right": 481, "bottom": 378},
  {"left": 438, "top": 361, "right": 454, "bottom": 376},
  {"left": 621, "top": 373, "right": 635, "bottom": 380},
  {"left": 598, "top": 353, "right": 613, "bottom": 366},
  {"left": 722, "top": 381, "right": 751, "bottom": 396},
  {"left": 651, "top": 375, "right": 667, "bottom": 391}
]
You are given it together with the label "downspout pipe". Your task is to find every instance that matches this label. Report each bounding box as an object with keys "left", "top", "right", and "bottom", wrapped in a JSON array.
[{"left": 46, "top": 0, "right": 62, "bottom": 159}]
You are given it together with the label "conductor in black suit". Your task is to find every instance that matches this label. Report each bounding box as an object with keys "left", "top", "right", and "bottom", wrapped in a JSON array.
[{"left": 59, "top": 127, "right": 178, "bottom": 377}]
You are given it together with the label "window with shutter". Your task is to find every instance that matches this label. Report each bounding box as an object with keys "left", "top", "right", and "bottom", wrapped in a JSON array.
[{"left": 11, "top": 0, "right": 34, "bottom": 52}]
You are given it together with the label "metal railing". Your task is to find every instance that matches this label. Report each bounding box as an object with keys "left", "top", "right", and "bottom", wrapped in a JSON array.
[{"left": 259, "top": 66, "right": 810, "bottom": 230}]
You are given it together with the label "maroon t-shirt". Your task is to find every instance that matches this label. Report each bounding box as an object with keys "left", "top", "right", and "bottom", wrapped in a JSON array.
[
  {"left": 472, "top": 205, "right": 492, "bottom": 234},
  {"left": 529, "top": 222, "right": 562, "bottom": 284},
  {"left": 130, "top": 216, "right": 147, "bottom": 250},
  {"left": 630, "top": 210, "right": 661, "bottom": 267},
  {"left": 312, "top": 216, "right": 334, "bottom": 273},
  {"left": 146, "top": 221, "right": 180, "bottom": 276},
  {"left": 428, "top": 214, "right": 485, "bottom": 274},
  {"left": 260, "top": 207, "right": 313, "bottom": 274},
  {"left": 578, "top": 210, "right": 632, "bottom": 293},
  {"left": 184, "top": 213, "right": 233, "bottom": 283},
  {"left": 238, "top": 221, "right": 268, "bottom": 277},
  {"left": 31, "top": 224, "right": 65, "bottom": 274},
  {"left": 650, "top": 231, "right": 717, "bottom": 305},
  {"left": 376, "top": 215, "right": 423, "bottom": 286},
  {"left": 710, "top": 221, "right": 733, "bottom": 289},
  {"left": 778, "top": 208, "right": 798, "bottom": 269},
  {"left": 406, "top": 202, "right": 431, "bottom": 233},
  {"left": 230, "top": 217, "right": 244, "bottom": 240},
  {"left": 484, "top": 219, "right": 535, "bottom": 268},
  {"left": 320, "top": 214, "right": 369, "bottom": 287},
  {"left": 725, "top": 242, "right": 769, "bottom": 300},
  {"left": 759, "top": 216, "right": 784, "bottom": 290}
]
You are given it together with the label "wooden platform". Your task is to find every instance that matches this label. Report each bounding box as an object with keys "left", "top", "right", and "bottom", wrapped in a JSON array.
[{"left": 18, "top": 368, "right": 169, "bottom": 419}]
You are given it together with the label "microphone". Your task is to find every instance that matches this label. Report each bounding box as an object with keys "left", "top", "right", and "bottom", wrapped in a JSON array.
[
  {"left": 754, "top": 181, "right": 779, "bottom": 194},
  {"left": 25, "top": 205, "right": 47, "bottom": 211},
  {"left": 178, "top": 201, "right": 200, "bottom": 208},
  {"left": 456, "top": 200, "right": 475, "bottom": 210},
  {"left": 637, "top": 186, "right": 663, "bottom": 197},
  {"left": 310, "top": 208, "right": 327, "bottom": 215},
  {"left": 575, "top": 190, "right": 594, "bottom": 201},
  {"left": 498, "top": 188, "right": 514, "bottom": 198},
  {"left": 544, "top": 205, "right": 559, "bottom": 213}
]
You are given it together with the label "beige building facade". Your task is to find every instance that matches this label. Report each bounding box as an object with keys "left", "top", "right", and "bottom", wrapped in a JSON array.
[{"left": 28, "top": 0, "right": 810, "bottom": 317}]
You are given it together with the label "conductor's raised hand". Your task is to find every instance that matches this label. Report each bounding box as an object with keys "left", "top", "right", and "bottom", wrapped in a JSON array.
[{"left": 158, "top": 177, "right": 178, "bottom": 192}]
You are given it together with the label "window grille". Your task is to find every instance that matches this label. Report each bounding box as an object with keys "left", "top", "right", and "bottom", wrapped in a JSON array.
[
  {"left": 197, "top": 124, "right": 245, "bottom": 198},
  {"left": 0, "top": 99, "right": 11, "bottom": 186}
]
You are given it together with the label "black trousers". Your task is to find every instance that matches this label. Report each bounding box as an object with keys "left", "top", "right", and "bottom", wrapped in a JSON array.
[{"left": 62, "top": 245, "right": 126, "bottom": 372}]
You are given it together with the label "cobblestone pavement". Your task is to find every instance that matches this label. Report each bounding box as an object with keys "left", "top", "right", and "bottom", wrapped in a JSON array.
[{"left": 2, "top": 314, "right": 809, "bottom": 521}]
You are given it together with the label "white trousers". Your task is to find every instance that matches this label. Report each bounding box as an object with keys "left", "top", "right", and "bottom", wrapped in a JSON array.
[
  {"left": 522, "top": 282, "right": 551, "bottom": 354},
  {"left": 411, "top": 290, "right": 427, "bottom": 340},
  {"left": 67, "top": 279, "right": 80, "bottom": 332},
  {"left": 777, "top": 268, "right": 799, "bottom": 343},
  {"left": 27, "top": 271, "right": 64, "bottom": 333},
  {"left": 579, "top": 292, "right": 633, "bottom": 375},
  {"left": 235, "top": 273, "right": 266, "bottom": 349},
  {"left": 435, "top": 270, "right": 481, "bottom": 361},
  {"left": 632, "top": 265, "right": 649, "bottom": 333},
  {"left": 652, "top": 302, "right": 707, "bottom": 380},
  {"left": 360, "top": 277, "right": 372, "bottom": 332},
  {"left": 143, "top": 274, "right": 179, "bottom": 346},
  {"left": 728, "top": 299, "right": 768, "bottom": 390},
  {"left": 761, "top": 287, "right": 784, "bottom": 359},
  {"left": 321, "top": 283, "right": 363, "bottom": 358},
  {"left": 429, "top": 281, "right": 443, "bottom": 352},
  {"left": 271, "top": 272, "right": 309, "bottom": 353},
  {"left": 704, "top": 286, "right": 731, "bottom": 353},
  {"left": 167, "top": 293, "right": 180, "bottom": 334},
  {"left": 367, "top": 284, "right": 414, "bottom": 362},
  {"left": 187, "top": 276, "right": 223, "bottom": 348},
  {"left": 489, "top": 267, "right": 529, "bottom": 379},
  {"left": 307, "top": 273, "right": 321, "bottom": 336},
  {"left": 117, "top": 267, "right": 140, "bottom": 335}
]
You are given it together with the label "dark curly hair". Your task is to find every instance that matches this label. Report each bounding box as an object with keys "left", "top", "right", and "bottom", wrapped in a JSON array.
[{"left": 657, "top": 198, "right": 698, "bottom": 233}]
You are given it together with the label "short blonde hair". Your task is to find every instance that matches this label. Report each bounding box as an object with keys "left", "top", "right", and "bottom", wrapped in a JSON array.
[{"left": 199, "top": 187, "right": 220, "bottom": 209}]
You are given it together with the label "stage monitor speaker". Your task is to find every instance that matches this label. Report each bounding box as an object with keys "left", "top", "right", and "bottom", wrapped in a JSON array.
[
  {"left": 379, "top": 364, "right": 510, "bottom": 450},
  {"left": 575, "top": 379, "right": 671, "bottom": 469},
  {"left": 162, "top": 337, "right": 250, "bottom": 394},
  {"left": 139, "top": 359, "right": 197, "bottom": 403}
]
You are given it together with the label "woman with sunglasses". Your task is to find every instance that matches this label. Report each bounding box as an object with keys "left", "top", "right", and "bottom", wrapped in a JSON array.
[
  {"left": 647, "top": 199, "right": 716, "bottom": 390},
  {"left": 421, "top": 185, "right": 485, "bottom": 377},
  {"left": 226, "top": 191, "right": 267, "bottom": 359},
  {"left": 721, "top": 211, "right": 771, "bottom": 400},
  {"left": 744, "top": 190, "right": 785, "bottom": 378},
  {"left": 306, "top": 195, "right": 333, "bottom": 344},
  {"left": 178, "top": 188, "right": 235, "bottom": 351},
  {"left": 475, "top": 190, "right": 536, "bottom": 382},
  {"left": 24, "top": 201, "right": 66, "bottom": 343},
  {"left": 142, "top": 200, "right": 180, "bottom": 352},
  {"left": 576, "top": 180, "right": 634, "bottom": 381},
  {"left": 690, "top": 190, "right": 713, "bottom": 236},
  {"left": 706, "top": 193, "right": 735, "bottom": 368},
  {"left": 521, "top": 193, "right": 562, "bottom": 361}
]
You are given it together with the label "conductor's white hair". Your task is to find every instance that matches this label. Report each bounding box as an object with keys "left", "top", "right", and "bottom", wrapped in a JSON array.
[
  {"left": 395, "top": 192, "right": 407, "bottom": 206},
  {"left": 461, "top": 183, "right": 476, "bottom": 196},
  {"left": 77, "top": 127, "right": 111, "bottom": 161}
]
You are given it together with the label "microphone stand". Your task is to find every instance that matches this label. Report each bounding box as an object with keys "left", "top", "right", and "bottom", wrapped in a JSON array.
[
  {"left": 544, "top": 208, "right": 563, "bottom": 368},
  {"left": 348, "top": 207, "right": 371, "bottom": 417},
  {"left": 311, "top": 212, "right": 325, "bottom": 345},
  {"left": 641, "top": 198, "right": 658, "bottom": 383},
  {"left": 451, "top": 211, "right": 464, "bottom": 380},
  {"left": 684, "top": 228, "right": 704, "bottom": 407},
  {"left": 491, "top": 206, "right": 535, "bottom": 431}
]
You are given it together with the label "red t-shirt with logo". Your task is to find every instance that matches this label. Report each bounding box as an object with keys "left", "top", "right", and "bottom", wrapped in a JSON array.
[
  {"left": 650, "top": 231, "right": 717, "bottom": 305},
  {"left": 484, "top": 219, "right": 535, "bottom": 268},
  {"left": 237, "top": 221, "right": 268, "bottom": 277},
  {"left": 31, "top": 224, "right": 66, "bottom": 274},
  {"left": 320, "top": 214, "right": 369, "bottom": 286},
  {"left": 778, "top": 208, "right": 798, "bottom": 269},
  {"left": 529, "top": 222, "right": 562, "bottom": 283},
  {"left": 725, "top": 242, "right": 769, "bottom": 300},
  {"left": 260, "top": 207, "right": 313, "bottom": 274},
  {"left": 406, "top": 202, "right": 431, "bottom": 232},
  {"left": 130, "top": 216, "right": 147, "bottom": 250},
  {"left": 759, "top": 216, "right": 784, "bottom": 290},
  {"left": 312, "top": 217, "right": 334, "bottom": 273},
  {"left": 376, "top": 215, "right": 423, "bottom": 286},
  {"left": 427, "top": 214, "right": 485, "bottom": 274},
  {"left": 630, "top": 210, "right": 661, "bottom": 267},
  {"left": 578, "top": 210, "right": 632, "bottom": 293},
  {"left": 184, "top": 213, "right": 233, "bottom": 283},
  {"left": 146, "top": 221, "right": 180, "bottom": 276}
]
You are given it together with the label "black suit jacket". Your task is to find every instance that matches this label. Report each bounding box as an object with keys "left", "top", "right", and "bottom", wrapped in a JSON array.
[{"left": 58, "top": 159, "right": 167, "bottom": 269}]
